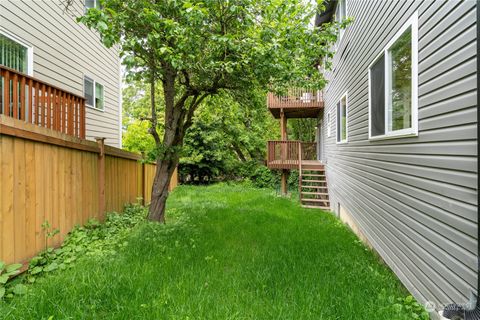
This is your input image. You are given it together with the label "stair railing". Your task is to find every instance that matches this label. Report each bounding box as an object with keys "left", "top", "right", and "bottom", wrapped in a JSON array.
[{"left": 298, "top": 141, "right": 302, "bottom": 196}]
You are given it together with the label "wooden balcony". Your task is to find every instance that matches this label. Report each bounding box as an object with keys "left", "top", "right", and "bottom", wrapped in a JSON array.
[
  {"left": 0, "top": 66, "right": 86, "bottom": 139},
  {"left": 267, "top": 88, "right": 324, "bottom": 119},
  {"left": 266, "top": 140, "right": 321, "bottom": 170}
]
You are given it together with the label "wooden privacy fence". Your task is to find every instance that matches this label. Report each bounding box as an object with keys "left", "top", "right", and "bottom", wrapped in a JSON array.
[{"left": 0, "top": 115, "right": 177, "bottom": 264}]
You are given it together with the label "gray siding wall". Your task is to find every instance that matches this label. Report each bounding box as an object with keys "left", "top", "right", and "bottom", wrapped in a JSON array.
[
  {"left": 322, "top": 0, "right": 477, "bottom": 308},
  {"left": 0, "top": 0, "right": 121, "bottom": 147}
]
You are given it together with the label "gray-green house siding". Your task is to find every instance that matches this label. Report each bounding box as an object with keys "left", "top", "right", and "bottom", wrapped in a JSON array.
[{"left": 322, "top": 0, "right": 477, "bottom": 309}]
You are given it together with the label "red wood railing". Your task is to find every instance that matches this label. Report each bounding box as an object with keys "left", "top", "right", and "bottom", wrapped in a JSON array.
[
  {"left": 267, "top": 88, "right": 323, "bottom": 109},
  {"left": 0, "top": 66, "right": 86, "bottom": 139},
  {"left": 266, "top": 140, "right": 317, "bottom": 169}
]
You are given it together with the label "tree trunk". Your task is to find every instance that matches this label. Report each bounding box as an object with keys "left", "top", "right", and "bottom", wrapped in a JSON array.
[
  {"left": 147, "top": 65, "right": 182, "bottom": 222},
  {"left": 146, "top": 65, "right": 208, "bottom": 222},
  {"left": 148, "top": 157, "right": 177, "bottom": 222},
  {"left": 232, "top": 142, "right": 247, "bottom": 162}
]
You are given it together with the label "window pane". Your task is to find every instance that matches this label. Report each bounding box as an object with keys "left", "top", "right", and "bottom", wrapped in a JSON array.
[
  {"left": 388, "top": 26, "right": 412, "bottom": 131},
  {"left": 341, "top": 96, "right": 347, "bottom": 141},
  {"left": 370, "top": 54, "right": 385, "bottom": 136},
  {"left": 340, "top": 0, "right": 346, "bottom": 19},
  {"left": 0, "top": 34, "right": 28, "bottom": 73},
  {"left": 84, "top": 78, "right": 94, "bottom": 106},
  {"left": 85, "top": 0, "right": 95, "bottom": 9},
  {"left": 95, "top": 82, "right": 104, "bottom": 110},
  {"left": 336, "top": 102, "right": 341, "bottom": 142}
]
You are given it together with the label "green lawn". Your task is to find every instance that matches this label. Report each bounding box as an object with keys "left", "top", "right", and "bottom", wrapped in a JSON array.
[{"left": 0, "top": 184, "right": 416, "bottom": 319}]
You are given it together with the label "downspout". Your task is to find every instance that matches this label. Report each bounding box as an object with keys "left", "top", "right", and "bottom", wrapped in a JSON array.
[{"left": 441, "top": 1, "right": 480, "bottom": 319}]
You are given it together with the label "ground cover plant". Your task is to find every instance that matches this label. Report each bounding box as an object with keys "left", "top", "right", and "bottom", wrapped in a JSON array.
[{"left": 0, "top": 185, "right": 427, "bottom": 319}]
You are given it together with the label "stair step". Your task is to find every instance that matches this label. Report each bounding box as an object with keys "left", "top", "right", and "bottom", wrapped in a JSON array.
[
  {"left": 301, "top": 198, "right": 330, "bottom": 203},
  {"left": 301, "top": 185, "right": 328, "bottom": 189},
  {"left": 301, "top": 205, "right": 331, "bottom": 210},
  {"left": 302, "top": 180, "right": 325, "bottom": 183},
  {"left": 301, "top": 192, "right": 329, "bottom": 196},
  {"left": 301, "top": 174, "right": 325, "bottom": 177}
]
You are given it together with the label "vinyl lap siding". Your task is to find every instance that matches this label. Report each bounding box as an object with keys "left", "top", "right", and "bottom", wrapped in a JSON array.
[
  {"left": 0, "top": 0, "right": 121, "bottom": 147},
  {"left": 322, "top": 0, "right": 477, "bottom": 308}
]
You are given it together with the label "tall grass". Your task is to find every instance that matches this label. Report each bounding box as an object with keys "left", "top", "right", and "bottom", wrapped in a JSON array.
[{"left": 0, "top": 184, "right": 415, "bottom": 319}]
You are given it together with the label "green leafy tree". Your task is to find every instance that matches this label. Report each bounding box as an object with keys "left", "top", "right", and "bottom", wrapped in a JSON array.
[
  {"left": 122, "top": 81, "right": 162, "bottom": 161},
  {"left": 77, "top": 0, "right": 344, "bottom": 222},
  {"left": 180, "top": 89, "right": 277, "bottom": 183}
]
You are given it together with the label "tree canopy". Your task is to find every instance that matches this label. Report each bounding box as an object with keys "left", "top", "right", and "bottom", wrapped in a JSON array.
[{"left": 77, "top": 0, "right": 346, "bottom": 221}]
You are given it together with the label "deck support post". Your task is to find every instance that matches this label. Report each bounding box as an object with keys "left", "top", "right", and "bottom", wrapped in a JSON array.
[
  {"left": 280, "top": 109, "right": 287, "bottom": 140},
  {"left": 280, "top": 109, "right": 288, "bottom": 195},
  {"left": 281, "top": 169, "right": 288, "bottom": 195}
]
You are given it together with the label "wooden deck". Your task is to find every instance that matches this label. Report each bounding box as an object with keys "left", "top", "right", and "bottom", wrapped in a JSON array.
[
  {"left": 267, "top": 89, "right": 324, "bottom": 119},
  {"left": 267, "top": 160, "right": 323, "bottom": 170},
  {"left": 266, "top": 140, "right": 321, "bottom": 170},
  {"left": 0, "top": 65, "right": 86, "bottom": 138}
]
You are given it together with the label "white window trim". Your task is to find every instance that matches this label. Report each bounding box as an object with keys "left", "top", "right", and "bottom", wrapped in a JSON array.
[
  {"left": 368, "top": 11, "right": 418, "bottom": 141},
  {"left": 336, "top": 91, "right": 348, "bottom": 145},
  {"left": 84, "top": 75, "right": 105, "bottom": 112},
  {"left": 0, "top": 28, "right": 33, "bottom": 76}
]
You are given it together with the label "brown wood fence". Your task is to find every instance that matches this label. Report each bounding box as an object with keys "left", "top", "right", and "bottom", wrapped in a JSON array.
[{"left": 0, "top": 115, "right": 177, "bottom": 264}]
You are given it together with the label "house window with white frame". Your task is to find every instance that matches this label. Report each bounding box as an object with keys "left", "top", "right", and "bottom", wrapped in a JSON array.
[
  {"left": 84, "top": 76, "right": 104, "bottom": 111},
  {"left": 0, "top": 32, "right": 33, "bottom": 75},
  {"left": 336, "top": 93, "right": 348, "bottom": 143},
  {"left": 369, "top": 12, "right": 418, "bottom": 139},
  {"left": 335, "top": 0, "right": 347, "bottom": 45},
  {"left": 85, "top": 0, "right": 102, "bottom": 10}
]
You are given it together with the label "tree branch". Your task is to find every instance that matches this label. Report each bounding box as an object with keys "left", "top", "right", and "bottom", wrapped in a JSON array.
[{"left": 149, "top": 67, "right": 161, "bottom": 145}]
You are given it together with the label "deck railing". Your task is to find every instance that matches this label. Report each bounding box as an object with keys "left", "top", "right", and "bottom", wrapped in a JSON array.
[
  {"left": 0, "top": 66, "right": 86, "bottom": 138},
  {"left": 267, "top": 88, "right": 323, "bottom": 109},
  {"left": 301, "top": 142, "right": 317, "bottom": 160},
  {"left": 266, "top": 140, "right": 317, "bottom": 169}
]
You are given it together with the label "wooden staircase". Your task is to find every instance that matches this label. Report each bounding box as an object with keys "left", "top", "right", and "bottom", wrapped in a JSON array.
[{"left": 299, "top": 163, "right": 330, "bottom": 210}]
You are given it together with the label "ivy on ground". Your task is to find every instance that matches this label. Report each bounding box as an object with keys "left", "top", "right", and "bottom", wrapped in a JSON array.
[{"left": 0, "top": 203, "right": 148, "bottom": 301}]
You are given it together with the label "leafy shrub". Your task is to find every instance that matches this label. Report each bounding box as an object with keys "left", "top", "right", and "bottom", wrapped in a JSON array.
[
  {"left": 0, "top": 262, "right": 22, "bottom": 299},
  {"left": 0, "top": 203, "right": 148, "bottom": 301},
  {"left": 237, "top": 160, "right": 280, "bottom": 189},
  {"left": 376, "top": 290, "right": 430, "bottom": 320},
  {"left": 392, "top": 295, "right": 430, "bottom": 319}
]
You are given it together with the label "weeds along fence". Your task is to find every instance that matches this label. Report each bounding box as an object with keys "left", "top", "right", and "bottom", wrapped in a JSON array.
[{"left": 0, "top": 115, "right": 178, "bottom": 264}]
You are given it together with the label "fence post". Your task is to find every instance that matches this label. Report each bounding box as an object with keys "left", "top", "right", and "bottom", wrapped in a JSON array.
[
  {"left": 96, "top": 138, "right": 106, "bottom": 218},
  {"left": 141, "top": 152, "right": 146, "bottom": 206}
]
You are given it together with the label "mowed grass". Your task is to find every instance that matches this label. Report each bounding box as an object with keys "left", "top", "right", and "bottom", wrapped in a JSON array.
[{"left": 0, "top": 184, "right": 411, "bottom": 319}]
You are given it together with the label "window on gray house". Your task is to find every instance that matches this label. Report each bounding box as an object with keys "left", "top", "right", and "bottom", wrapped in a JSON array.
[
  {"left": 85, "top": 0, "right": 101, "bottom": 10},
  {"left": 369, "top": 13, "right": 417, "bottom": 139},
  {"left": 336, "top": 94, "right": 347, "bottom": 143},
  {"left": 370, "top": 54, "right": 385, "bottom": 136},
  {"left": 84, "top": 76, "right": 104, "bottom": 111},
  {"left": 335, "top": 0, "right": 347, "bottom": 43},
  {"left": 389, "top": 27, "right": 412, "bottom": 132},
  {"left": 95, "top": 82, "right": 104, "bottom": 110},
  {"left": 0, "top": 34, "right": 29, "bottom": 74},
  {"left": 83, "top": 77, "right": 105, "bottom": 110},
  {"left": 84, "top": 77, "right": 94, "bottom": 107}
]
